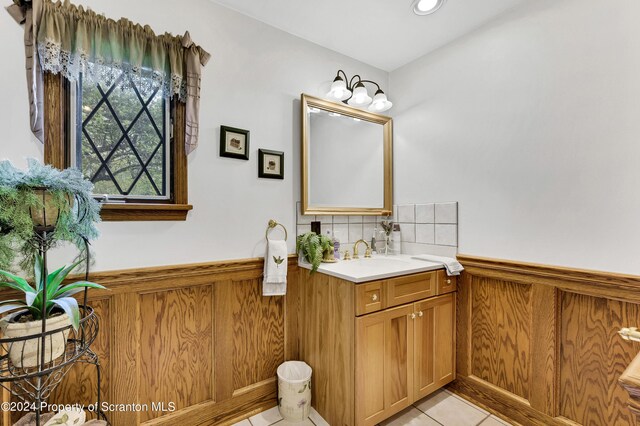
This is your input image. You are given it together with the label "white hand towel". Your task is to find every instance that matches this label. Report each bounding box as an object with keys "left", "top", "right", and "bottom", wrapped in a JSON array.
[
  {"left": 411, "top": 254, "right": 464, "bottom": 276},
  {"left": 263, "top": 239, "right": 288, "bottom": 296}
]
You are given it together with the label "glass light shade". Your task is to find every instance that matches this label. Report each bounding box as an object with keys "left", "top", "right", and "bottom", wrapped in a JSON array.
[
  {"left": 413, "top": 0, "right": 445, "bottom": 15},
  {"left": 368, "top": 91, "right": 393, "bottom": 112},
  {"left": 347, "top": 84, "right": 372, "bottom": 107},
  {"left": 326, "top": 77, "right": 352, "bottom": 101}
]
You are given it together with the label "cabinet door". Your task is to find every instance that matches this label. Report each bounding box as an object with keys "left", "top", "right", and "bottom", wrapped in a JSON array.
[
  {"left": 356, "top": 304, "right": 415, "bottom": 426},
  {"left": 414, "top": 293, "right": 456, "bottom": 401}
]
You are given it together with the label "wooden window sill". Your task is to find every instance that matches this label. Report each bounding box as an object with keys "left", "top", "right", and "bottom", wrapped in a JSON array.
[{"left": 99, "top": 203, "right": 193, "bottom": 221}]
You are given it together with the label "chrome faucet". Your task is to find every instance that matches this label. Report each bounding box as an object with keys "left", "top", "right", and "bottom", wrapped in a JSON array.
[{"left": 353, "top": 239, "right": 372, "bottom": 259}]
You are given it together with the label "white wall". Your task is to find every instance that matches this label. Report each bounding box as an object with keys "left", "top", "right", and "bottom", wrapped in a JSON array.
[
  {"left": 0, "top": 0, "right": 387, "bottom": 271},
  {"left": 390, "top": 0, "right": 640, "bottom": 274}
]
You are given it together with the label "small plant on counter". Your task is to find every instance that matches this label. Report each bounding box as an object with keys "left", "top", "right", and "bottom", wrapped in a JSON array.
[
  {"left": 0, "top": 159, "right": 101, "bottom": 272},
  {"left": 0, "top": 254, "right": 106, "bottom": 367},
  {"left": 296, "top": 231, "right": 334, "bottom": 273}
]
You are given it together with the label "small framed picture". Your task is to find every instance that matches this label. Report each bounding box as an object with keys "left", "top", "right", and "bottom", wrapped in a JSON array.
[
  {"left": 258, "top": 149, "right": 284, "bottom": 180},
  {"left": 220, "top": 126, "right": 250, "bottom": 160}
]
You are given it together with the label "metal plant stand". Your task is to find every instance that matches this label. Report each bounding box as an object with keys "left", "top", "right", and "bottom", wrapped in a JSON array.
[{"left": 0, "top": 226, "right": 108, "bottom": 425}]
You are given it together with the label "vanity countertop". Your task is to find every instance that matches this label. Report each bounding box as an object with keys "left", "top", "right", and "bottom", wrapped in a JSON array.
[{"left": 298, "top": 254, "right": 444, "bottom": 283}]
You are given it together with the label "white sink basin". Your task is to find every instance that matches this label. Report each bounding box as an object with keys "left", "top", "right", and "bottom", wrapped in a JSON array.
[{"left": 299, "top": 254, "right": 443, "bottom": 283}]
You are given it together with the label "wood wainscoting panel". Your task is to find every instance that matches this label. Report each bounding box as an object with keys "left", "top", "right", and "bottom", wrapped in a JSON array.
[
  {"left": 470, "top": 276, "right": 531, "bottom": 401},
  {"left": 559, "top": 292, "right": 640, "bottom": 426},
  {"left": 0, "top": 256, "right": 299, "bottom": 426},
  {"left": 139, "top": 285, "right": 214, "bottom": 423},
  {"left": 451, "top": 254, "right": 640, "bottom": 426},
  {"left": 231, "top": 278, "right": 283, "bottom": 394}
]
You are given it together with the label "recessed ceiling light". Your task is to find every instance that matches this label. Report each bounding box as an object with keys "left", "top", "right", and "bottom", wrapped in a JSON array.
[{"left": 412, "top": 0, "right": 446, "bottom": 15}]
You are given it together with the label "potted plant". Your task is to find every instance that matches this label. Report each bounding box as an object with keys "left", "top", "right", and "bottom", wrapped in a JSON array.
[
  {"left": 0, "top": 254, "right": 105, "bottom": 368},
  {"left": 0, "top": 159, "right": 101, "bottom": 272},
  {"left": 296, "top": 232, "right": 334, "bottom": 273}
]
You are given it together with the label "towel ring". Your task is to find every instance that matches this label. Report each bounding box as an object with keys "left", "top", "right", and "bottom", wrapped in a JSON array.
[{"left": 266, "top": 219, "right": 288, "bottom": 241}]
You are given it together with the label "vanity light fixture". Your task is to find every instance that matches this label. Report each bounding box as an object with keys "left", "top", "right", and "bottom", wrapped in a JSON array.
[
  {"left": 325, "top": 70, "right": 393, "bottom": 113},
  {"left": 412, "top": 0, "right": 446, "bottom": 15}
]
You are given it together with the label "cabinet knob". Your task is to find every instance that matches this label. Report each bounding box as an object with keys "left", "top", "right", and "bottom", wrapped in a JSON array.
[
  {"left": 410, "top": 313, "right": 416, "bottom": 320},
  {"left": 447, "top": 279, "right": 451, "bottom": 284},
  {"left": 371, "top": 293, "right": 378, "bottom": 302},
  {"left": 418, "top": 311, "right": 423, "bottom": 317}
]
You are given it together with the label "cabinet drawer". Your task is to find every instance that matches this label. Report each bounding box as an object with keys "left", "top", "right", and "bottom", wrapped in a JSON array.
[
  {"left": 356, "top": 282, "right": 384, "bottom": 316},
  {"left": 436, "top": 270, "right": 457, "bottom": 295},
  {"left": 385, "top": 272, "right": 436, "bottom": 309}
]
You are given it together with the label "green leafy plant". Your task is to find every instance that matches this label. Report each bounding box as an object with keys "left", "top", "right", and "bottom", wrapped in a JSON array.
[
  {"left": 296, "top": 232, "right": 334, "bottom": 273},
  {"left": 0, "top": 254, "right": 105, "bottom": 329},
  {"left": 0, "top": 159, "right": 101, "bottom": 272}
]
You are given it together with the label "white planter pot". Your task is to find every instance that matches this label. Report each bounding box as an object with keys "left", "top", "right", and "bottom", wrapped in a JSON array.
[{"left": 0, "top": 311, "right": 71, "bottom": 368}]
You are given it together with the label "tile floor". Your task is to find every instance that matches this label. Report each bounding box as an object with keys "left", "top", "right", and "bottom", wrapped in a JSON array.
[{"left": 233, "top": 389, "right": 512, "bottom": 426}]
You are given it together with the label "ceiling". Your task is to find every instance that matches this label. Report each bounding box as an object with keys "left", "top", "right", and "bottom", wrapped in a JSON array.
[{"left": 209, "top": 0, "right": 528, "bottom": 72}]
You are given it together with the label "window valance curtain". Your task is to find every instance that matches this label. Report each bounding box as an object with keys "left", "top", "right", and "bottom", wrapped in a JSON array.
[{"left": 6, "top": 0, "right": 211, "bottom": 154}]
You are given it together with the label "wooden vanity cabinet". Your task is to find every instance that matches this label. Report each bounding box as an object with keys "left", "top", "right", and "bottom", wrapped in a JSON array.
[
  {"left": 300, "top": 269, "right": 456, "bottom": 426},
  {"left": 356, "top": 304, "right": 415, "bottom": 426},
  {"left": 355, "top": 293, "right": 456, "bottom": 426}
]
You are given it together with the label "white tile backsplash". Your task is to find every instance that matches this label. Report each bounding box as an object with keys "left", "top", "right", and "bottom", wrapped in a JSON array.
[
  {"left": 403, "top": 242, "right": 458, "bottom": 257},
  {"left": 416, "top": 223, "right": 435, "bottom": 244},
  {"left": 295, "top": 201, "right": 459, "bottom": 255},
  {"left": 348, "top": 215, "right": 364, "bottom": 224},
  {"left": 333, "top": 215, "right": 349, "bottom": 224},
  {"left": 321, "top": 223, "right": 333, "bottom": 238},
  {"left": 435, "top": 224, "right": 457, "bottom": 246},
  {"left": 398, "top": 204, "right": 415, "bottom": 223},
  {"left": 400, "top": 223, "right": 416, "bottom": 243},
  {"left": 363, "top": 223, "right": 376, "bottom": 242},
  {"left": 297, "top": 224, "right": 311, "bottom": 237},
  {"left": 416, "top": 204, "right": 435, "bottom": 224},
  {"left": 435, "top": 202, "right": 458, "bottom": 224},
  {"left": 349, "top": 223, "right": 363, "bottom": 243},
  {"left": 332, "top": 223, "right": 349, "bottom": 243}
]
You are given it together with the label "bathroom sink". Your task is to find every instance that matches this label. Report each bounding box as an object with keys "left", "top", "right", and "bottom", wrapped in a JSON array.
[{"left": 299, "top": 254, "right": 442, "bottom": 283}]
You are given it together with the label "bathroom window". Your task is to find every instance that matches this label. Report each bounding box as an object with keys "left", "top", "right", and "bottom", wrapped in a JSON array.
[
  {"left": 42, "top": 73, "right": 191, "bottom": 221},
  {"left": 71, "top": 73, "right": 171, "bottom": 202}
]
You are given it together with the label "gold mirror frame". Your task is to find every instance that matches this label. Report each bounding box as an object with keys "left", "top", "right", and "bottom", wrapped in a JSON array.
[{"left": 301, "top": 93, "right": 393, "bottom": 216}]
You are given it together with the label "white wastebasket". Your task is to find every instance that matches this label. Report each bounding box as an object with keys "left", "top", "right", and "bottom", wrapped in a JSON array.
[{"left": 277, "top": 361, "right": 312, "bottom": 422}]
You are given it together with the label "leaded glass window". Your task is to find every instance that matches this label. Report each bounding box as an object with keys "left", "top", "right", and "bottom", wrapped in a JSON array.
[{"left": 72, "top": 72, "right": 171, "bottom": 201}]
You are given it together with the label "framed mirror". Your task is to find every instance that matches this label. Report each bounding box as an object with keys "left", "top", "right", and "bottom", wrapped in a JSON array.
[{"left": 301, "top": 94, "right": 393, "bottom": 216}]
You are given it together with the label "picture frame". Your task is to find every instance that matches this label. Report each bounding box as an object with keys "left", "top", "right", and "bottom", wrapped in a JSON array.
[
  {"left": 220, "top": 126, "right": 250, "bottom": 160},
  {"left": 258, "top": 149, "right": 284, "bottom": 180}
]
